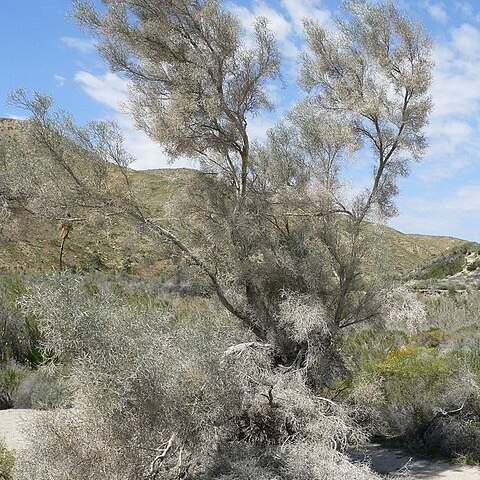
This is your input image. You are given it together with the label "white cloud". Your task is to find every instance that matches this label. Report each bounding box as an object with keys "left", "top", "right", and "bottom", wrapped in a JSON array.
[
  {"left": 228, "top": 1, "right": 300, "bottom": 58},
  {"left": 281, "top": 0, "right": 331, "bottom": 32},
  {"left": 424, "top": 1, "right": 449, "bottom": 23},
  {"left": 417, "top": 23, "right": 480, "bottom": 181},
  {"left": 229, "top": 2, "right": 292, "bottom": 41},
  {"left": 443, "top": 183, "right": 480, "bottom": 212},
  {"left": 227, "top": 0, "right": 332, "bottom": 59},
  {"left": 246, "top": 115, "right": 275, "bottom": 140},
  {"left": 457, "top": 1, "right": 473, "bottom": 16},
  {"left": 61, "top": 36, "right": 96, "bottom": 54},
  {"left": 451, "top": 23, "right": 480, "bottom": 58},
  {"left": 74, "top": 71, "right": 192, "bottom": 170},
  {"left": 456, "top": 1, "right": 480, "bottom": 23},
  {"left": 389, "top": 185, "right": 480, "bottom": 240},
  {"left": 54, "top": 75, "right": 66, "bottom": 87},
  {"left": 75, "top": 71, "right": 128, "bottom": 110},
  {"left": 226, "top": 0, "right": 333, "bottom": 72},
  {"left": 117, "top": 115, "right": 194, "bottom": 170}
]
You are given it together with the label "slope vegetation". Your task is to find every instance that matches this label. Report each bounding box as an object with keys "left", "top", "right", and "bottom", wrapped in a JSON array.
[{"left": 0, "top": 118, "right": 466, "bottom": 276}]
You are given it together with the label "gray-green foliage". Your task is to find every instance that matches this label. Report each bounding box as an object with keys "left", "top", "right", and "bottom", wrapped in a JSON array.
[
  {"left": 15, "top": 277, "right": 381, "bottom": 480},
  {"left": 2, "top": 0, "right": 433, "bottom": 392},
  {"left": 2, "top": 90, "right": 133, "bottom": 224},
  {"left": 301, "top": 0, "right": 432, "bottom": 218}
]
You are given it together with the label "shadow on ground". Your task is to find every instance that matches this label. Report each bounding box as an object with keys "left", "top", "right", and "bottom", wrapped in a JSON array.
[{"left": 348, "top": 443, "right": 480, "bottom": 479}]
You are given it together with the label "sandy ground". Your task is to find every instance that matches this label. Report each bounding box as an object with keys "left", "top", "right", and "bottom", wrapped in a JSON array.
[
  {"left": 350, "top": 444, "right": 480, "bottom": 479},
  {"left": 2, "top": 410, "right": 480, "bottom": 479},
  {"left": 0, "top": 409, "right": 41, "bottom": 452}
]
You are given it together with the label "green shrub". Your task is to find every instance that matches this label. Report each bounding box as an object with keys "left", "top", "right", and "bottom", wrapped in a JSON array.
[
  {"left": 0, "top": 439, "right": 14, "bottom": 480},
  {"left": 371, "top": 345, "right": 455, "bottom": 399},
  {"left": 423, "top": 291, "right": 480, "bottom": 330},
  {"left": 0, "top": 361, "right": 28, "bottom": 409},
  {"left": 467, "top": 261, "right": 478, "bottom": 272},
  {"left": 0, "top": 274, "right": 42, "bottom": 367},
  {"left": 348, "top": 333, "right": 480, "bottom": 458},
  {"left": 343, "top": 327, "right": 408, "bottom": 368},
  {"left": 344, "top": 291, "right": 480, "bottom": 459},
  {"left": 419, "top": 256, "right": 466, "bottom": 280}
]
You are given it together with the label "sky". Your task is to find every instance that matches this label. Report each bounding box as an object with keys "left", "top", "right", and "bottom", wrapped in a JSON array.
[{"left": 1, "top": 0, "right": 480, "bottom": 241}]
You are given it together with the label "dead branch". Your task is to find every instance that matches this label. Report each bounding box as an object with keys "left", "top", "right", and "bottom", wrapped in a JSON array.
[
  {"left": 422, "top": 401, "right": 467, "bottom": 443},
  {"left": 223, "top": 342, "right": 273, "bottom": 357},
  {"left": 144, "top": 433, "right": 176, "bottom": 480},
  {"left": 260, "top": 386, "right": 275, "bottom": 407}
]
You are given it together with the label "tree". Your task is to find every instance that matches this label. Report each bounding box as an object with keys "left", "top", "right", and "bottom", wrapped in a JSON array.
[
  {"left": 5, "top": 2, "right": 435, "bottom": 476},
  {"left": 5, "top": 0, "right": 432, "bottom": 389},
  {"left": 300, "top": 0, "right": 432, "bottom": 220}
]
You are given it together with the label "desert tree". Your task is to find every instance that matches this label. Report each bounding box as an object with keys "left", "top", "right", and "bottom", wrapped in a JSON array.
[
  {"left": 71, "top": 1, "right": 432, "bottom": 382},
  {"left": 6, "top": 2, "right": 434, "bottom": 476},
  {"left": 70, "top": 0, "right": 283, "bottom": 337},
  {"left": 251, "top": 0, "right": 434, "bottom": 377},
  {"left": 6, "top": 0, "right": 432, "bottom": 387}
]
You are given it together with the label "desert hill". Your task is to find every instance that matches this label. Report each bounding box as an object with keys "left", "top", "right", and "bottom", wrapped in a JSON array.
[{"left": 0, "top": 117, "right": 468, "bottom": 277}]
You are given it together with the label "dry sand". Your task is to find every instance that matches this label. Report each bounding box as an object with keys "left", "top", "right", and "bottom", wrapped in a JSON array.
[
  {"left": 350, "top": 443, "right": 480, "bottom": 479},
  {"left": 0, "top": 408, "right": 41, "bottom": 452}
]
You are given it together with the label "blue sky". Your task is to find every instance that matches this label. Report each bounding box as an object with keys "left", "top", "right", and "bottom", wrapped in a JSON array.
[{"left": 1, "top": 0, "right": 480, "bottom": 241}]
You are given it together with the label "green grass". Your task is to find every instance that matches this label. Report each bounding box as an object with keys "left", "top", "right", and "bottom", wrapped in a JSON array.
[
  {"left": 418, "top": 256, "right": 466, "bottom": 280},
  {"left": 0, "top": 440, "right": 15, "bottom": 480}
]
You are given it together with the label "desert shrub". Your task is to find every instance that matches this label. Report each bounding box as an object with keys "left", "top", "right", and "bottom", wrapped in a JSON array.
[
  {"left": 467, "top": 261, "right": 478, "bottom": 272},
  {"left": 343, "top": 327, "right": 408, "bottom": 367},
  {"left": 347, "top": 331, "right": 480, "bottom": 458},
  {"left": 0, "top": 439, "right": 14, "bottom": 480},
  {"left": 14, "top": 277, "right": 381, "bottom": 480},
  {"left": 342, "top": 279, "right": 480, "bottom": 460},
  {"left": 423, "top": 290, "right": 480, "bottom": 330},
  {"left": 418, "top": 256, "right": 466, "bottom": 280},
  {"left": 0, "top": 361, "right": 28, "bottom": 409},
  {"left": 424, "top": 396, "right": 480, "bottom": 458},
  {"left": 0, "top": 281, "right": 30, "bottom": 364},
  {"left": 371, "top": 346, "right": 456, "bottom": 408},
  {"left": 383, "top": 287, "right": 427, "bottom": 333},
  {"left": 0, "top": 273, "right": 44, "bottom": 370},
  {"left": 12, "top": 365, "right": 70, "bottom": 410}
]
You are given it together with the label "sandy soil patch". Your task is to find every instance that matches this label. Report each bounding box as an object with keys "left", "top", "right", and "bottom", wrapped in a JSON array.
[
  {"left": 0, "top": 409, "right": 41, "bottom": 452},
  {"left": 350, "top": 443, "right": 480, "bottom": 479}
]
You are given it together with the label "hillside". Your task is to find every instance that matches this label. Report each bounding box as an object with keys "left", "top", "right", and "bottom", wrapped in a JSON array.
[
  {"left": 373, "top": 225, "right": 465, "bottom": 274},
  {"left": 0, "top": 117, "right": 467, "bottom": 276},
  {"left": 405, "top": 242, "right": 480, "bottom": 290}
]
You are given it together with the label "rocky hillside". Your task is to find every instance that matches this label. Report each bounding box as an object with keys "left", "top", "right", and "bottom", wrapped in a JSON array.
[
  {"left": 407, "top": 242, "right": 480, "bottom": 290},
  {"left": 0, "top": 117, "right": 468, "bottom": 277},
  {"left": 373, "top": 225, "right": 465, "bottom": 275}
]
